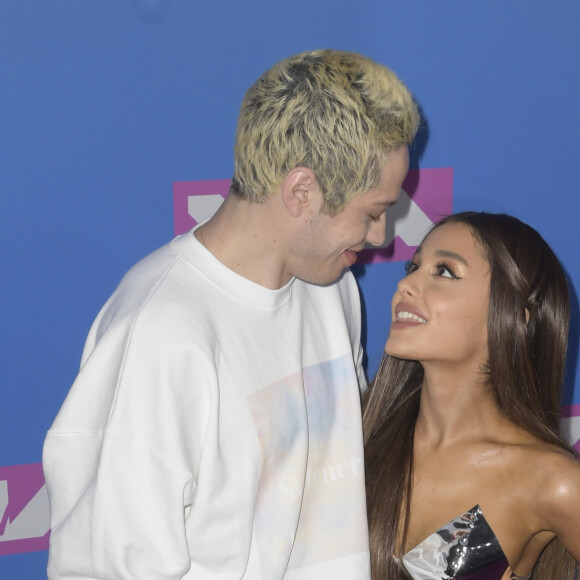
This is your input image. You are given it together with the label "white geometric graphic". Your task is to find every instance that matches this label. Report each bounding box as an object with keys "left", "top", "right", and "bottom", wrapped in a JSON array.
[
  {"left": 187, "top": 194, "right": 225, "bottom": 224},
  {"left": 0, "top": 481, "right": 50, "bottom": 542},
  {"left": 0, "top": 481, "right": 7, "bottom": 529},
  {"left": 561, "top": 415, "right": 580, "bottom": 448},
  {"left": 384, "top": 187, "right": 434, "bottom": 248}
]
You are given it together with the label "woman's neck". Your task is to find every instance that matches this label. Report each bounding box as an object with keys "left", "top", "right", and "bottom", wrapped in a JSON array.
[{"left": 415, "top": 363, "right": 510, "bottom": 448}]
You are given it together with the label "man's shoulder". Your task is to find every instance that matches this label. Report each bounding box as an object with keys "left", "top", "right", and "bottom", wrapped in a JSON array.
[
  {"left": 119, "top": 235, "right": 183, "bottom": 288},
  {"left": 90, "top": 234, "right": 212, "bottom": 337}
]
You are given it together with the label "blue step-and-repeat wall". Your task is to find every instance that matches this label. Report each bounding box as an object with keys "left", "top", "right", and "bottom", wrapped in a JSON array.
[{"left": 2, "top": 1, "right": 580, "bottom": 577}]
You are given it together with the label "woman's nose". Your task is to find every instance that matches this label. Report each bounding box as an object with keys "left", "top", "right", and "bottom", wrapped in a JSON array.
[{"left": 397, "top": 272, "right": 417, "bottom": 296}]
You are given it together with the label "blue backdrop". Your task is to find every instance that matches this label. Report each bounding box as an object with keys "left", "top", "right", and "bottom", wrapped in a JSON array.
[{"left": 2, "top": 1, "right": 580, "bottom": 576}]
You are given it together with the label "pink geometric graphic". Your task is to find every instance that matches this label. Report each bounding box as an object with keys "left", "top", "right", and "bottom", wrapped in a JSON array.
[
  {"left": 359, "top": 167, "right": 453, "bottom": 264},
  {"left": 173, "top": 179, "right": 231, "bottom": 236},
  {"left": 0, "top": 463, "right": 49, "bottom": 556},
  {"left": 173, "top": 168, "right": 454, "bottom": 264}
]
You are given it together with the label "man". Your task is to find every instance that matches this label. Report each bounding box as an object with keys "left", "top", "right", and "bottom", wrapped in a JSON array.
[{"left": 43, "top": 49, "right": 418, "bottom": 579}]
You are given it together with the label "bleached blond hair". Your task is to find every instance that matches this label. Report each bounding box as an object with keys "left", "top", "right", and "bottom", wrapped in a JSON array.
[{"left": 230, "top": 49, "right": 419, "bottom": 214}]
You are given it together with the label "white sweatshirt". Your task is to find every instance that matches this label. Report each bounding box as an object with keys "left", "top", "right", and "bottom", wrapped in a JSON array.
[{"left": 43, "top": 227, "right": 370, "bottom": 579}]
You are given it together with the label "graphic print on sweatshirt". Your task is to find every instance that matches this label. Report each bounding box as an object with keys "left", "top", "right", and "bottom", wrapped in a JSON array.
[{"left": 247, "top": 354, "right": 367, "bottom": 577}]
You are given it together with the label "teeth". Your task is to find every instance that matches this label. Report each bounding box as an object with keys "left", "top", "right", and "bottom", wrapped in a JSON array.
[{"left": 396, "top": 311, "right": 426, "bottom": 324}]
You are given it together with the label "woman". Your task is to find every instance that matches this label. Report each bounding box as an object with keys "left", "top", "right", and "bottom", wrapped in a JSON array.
[{"left": 363, "top": 212, "right": 580, "bottom": 579}]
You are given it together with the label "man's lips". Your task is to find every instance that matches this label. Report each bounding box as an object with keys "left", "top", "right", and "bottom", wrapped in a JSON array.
[{"left": 345, "top": 249, "right": 359, "bottom": 265}]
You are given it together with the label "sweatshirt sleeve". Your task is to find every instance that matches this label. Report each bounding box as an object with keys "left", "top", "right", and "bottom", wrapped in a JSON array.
[
  {"left": 43, "top": 299, "right": 212, "bottom": 579},
  {"left": 43, "top": 431, "right": 195, "bottom": 579}
]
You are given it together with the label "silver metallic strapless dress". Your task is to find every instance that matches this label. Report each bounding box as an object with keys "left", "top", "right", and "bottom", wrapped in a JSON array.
[{"left": 401, "top": 505, "right": 530, "bottom": 580}]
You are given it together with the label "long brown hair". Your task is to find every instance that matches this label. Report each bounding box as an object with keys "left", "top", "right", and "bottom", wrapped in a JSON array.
[{"left": 363, "top": 212, "right": 577, "bottom": 579}]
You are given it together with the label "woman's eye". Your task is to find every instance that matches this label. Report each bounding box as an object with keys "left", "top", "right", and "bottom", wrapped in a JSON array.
[
  {"left": 435, "top": 264, "right": 458, "bottom": 279},
  {"left": 404, "top": 260, "right": 418, "bottom": 275}
]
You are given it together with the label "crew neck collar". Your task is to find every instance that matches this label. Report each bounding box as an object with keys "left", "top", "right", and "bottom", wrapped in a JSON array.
[{"left": 171, "top": 224, "right": 296, "bottom": 311}]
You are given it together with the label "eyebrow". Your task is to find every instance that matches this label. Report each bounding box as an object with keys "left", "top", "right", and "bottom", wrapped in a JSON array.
[
  {"left": 371, "top": 201, "right": 395, "bottom": 209},
  {"left": 414, "top": 247, "right": 469, "bottom": 266}
]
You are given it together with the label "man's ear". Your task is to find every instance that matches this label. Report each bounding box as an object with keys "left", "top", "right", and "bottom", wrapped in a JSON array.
[{"left": 281, "top": 167, "right": 321, "bottom": 217}]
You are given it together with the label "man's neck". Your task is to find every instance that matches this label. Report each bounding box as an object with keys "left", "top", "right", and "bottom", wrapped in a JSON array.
[{"left": 195, "top": 194, "right": 293, "bottom": 290}]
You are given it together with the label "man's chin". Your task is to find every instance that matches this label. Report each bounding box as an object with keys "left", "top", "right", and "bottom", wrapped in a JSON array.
[{"left": 298, "top": 267, "right": 349, "bottom": 287}]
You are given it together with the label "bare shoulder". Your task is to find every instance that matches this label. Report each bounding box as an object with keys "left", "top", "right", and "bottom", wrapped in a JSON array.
[
  {"left": 509, "top": 437, "right": 579, "bottom": 490},
  {"left": 533, "top": 445, "right": 580, "bottom": 504},
  {"left": 519, "top": 442, "right": 580, "bottom": 558},
  {"left": 524, "top": 442, "right": 580, "bottom": 561},
  {"left": 490, "top": 434, "right": 579, "bottom": 511}
]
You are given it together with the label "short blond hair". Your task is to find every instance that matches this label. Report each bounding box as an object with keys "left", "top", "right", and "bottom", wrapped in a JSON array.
[{"left": 230, "top": 49, "right": 419, "bottom": 214}]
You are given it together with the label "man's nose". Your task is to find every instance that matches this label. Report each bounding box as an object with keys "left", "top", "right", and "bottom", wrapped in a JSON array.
[{"left": 366, "top": 214, "right": 387, "bottom": 247}]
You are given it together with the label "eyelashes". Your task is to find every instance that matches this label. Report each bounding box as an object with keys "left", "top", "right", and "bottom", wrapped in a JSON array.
[
  {"left": 435, "top": 261, "right": 460, "bottom": 279},
  {"left": 404, "top": 260, "right": 417, "bottom": 275},
  {"left": 404, "top": 260, "right": 461, "bottom": 279}
]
